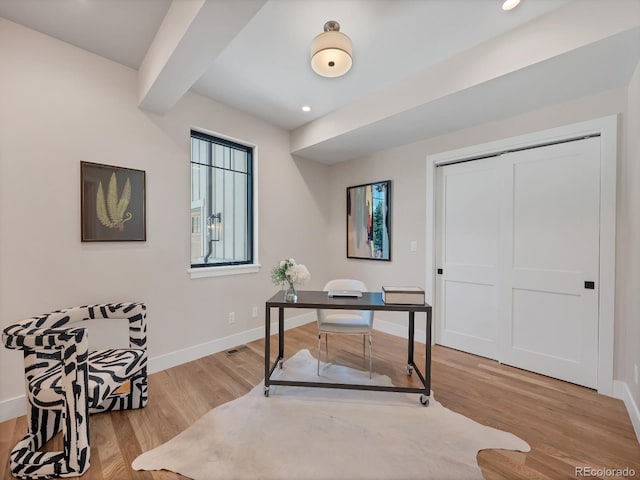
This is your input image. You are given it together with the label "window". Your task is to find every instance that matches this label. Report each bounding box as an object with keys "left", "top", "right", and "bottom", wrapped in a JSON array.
[{"left": 190, "top": 130, "right": 253, "bottom": 268}]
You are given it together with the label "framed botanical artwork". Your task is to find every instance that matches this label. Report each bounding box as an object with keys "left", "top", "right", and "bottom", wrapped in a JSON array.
[
  {"left": 346, "top": 180, "right": 391, "bottom": 261},
  {"left": 81, "top": 161, "right": 146, "bottom": 242}
]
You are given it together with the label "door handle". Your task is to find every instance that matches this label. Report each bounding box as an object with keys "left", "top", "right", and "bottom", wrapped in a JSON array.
[{"left": 584, "top": 281, "right": 595, "bottom": 289}]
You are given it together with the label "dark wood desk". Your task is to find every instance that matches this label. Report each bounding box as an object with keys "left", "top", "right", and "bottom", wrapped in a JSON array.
[{"left": 264, "top": 290, "right": 433, "bottom": 405}]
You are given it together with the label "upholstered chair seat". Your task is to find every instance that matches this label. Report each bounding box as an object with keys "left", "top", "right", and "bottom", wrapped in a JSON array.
[
  {"left": 316, "top": 312, "right": 372, "bottom": 334},
  {"left": 27, "top": 347, "right": 146, "bottom": 409}
]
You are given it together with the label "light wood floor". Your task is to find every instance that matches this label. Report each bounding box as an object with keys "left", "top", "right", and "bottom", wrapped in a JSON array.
[{"left": 1, "top": 322, "right": 639, "bottom": 480}]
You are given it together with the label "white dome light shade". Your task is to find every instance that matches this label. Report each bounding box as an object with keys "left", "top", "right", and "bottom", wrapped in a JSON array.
[
  {"left": 310, "top": 22, "right": 353, "bottom": 78},
  {"left": 502, "top": 0, "right": 521, "bottom": 10}
]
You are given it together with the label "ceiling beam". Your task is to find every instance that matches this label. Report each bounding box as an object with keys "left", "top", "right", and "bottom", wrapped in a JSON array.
[{"left": 138, "top": 0, "right": 267, "bottom": 114}]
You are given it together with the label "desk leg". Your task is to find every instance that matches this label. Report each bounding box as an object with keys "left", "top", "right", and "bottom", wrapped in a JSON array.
[
  {"left": 426, "top": 309, "right": 432, "bottom": 394},
  {"left": 406, "top": 311, "right": 415, "bottom": 376},
  {"left": 278, "top": 307, "right": 284, "bottom": 368},
  {"left": 410, "top": 309, "right": 431, "bottom": 407},
  {"left": 264, "top": 305, "right": 271, "bottom": 396},
  {"left": 408, "top": 311, "right": 415, "bottom": 366}
]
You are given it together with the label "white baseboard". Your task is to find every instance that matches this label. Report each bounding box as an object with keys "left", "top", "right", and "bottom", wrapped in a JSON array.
[
  {"left": 0, "top": 395, "right": 27, "bottom": 425},
  {"left": 0, "top": 311, "right": 316, "bottom": 423},
  {"left": 373, "top": 319, "right": 426, "bottom": 344},
  {"left": 613, "top": 380, "right": 640, "bottom": 443},
  {"left": 149, "top": 311, "right": 316, "bottom": 374}
]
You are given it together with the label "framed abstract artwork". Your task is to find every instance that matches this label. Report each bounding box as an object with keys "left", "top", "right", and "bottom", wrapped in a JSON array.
[
  {"left": 81, "top": 161, "right": 146, "bottom": 242},
  {"left": 346, "top": 180, "right": 391, "bottom": 261}
]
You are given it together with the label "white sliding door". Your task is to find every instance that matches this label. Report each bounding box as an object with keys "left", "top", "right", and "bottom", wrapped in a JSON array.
[
  {"left": 435, "top": 158, "right": 503, "bottom": 360},
  {"left": 436, "top": 137, "right": 601, "bottom": 388},
  {"left": 499, "top": 138, "right": 600, "bottom": 388}
]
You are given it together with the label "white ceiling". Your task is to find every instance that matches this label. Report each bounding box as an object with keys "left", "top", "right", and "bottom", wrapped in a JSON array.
[
  {"left": 0, "top": 0, "right": 171, "bottom": 69},
  {"left": 191, "top": 0, "right": 572, "bottom": 129},
  {"left": 1, "top": 0, "right": 639, "bottom": 163}
]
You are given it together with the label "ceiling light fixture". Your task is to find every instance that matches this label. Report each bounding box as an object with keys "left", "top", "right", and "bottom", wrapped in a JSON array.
[
  {"left": 310, "top": 21, "right": 353, "bottom": 78},
  {"left": 502, "top": 0, "right": 521, "bottom": 10},
  {"left": 301, "top": 105, "right": 311, "bottom": 112}
]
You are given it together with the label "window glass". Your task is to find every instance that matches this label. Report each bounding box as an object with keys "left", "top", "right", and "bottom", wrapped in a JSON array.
[{"left": 190, "top": 131, "right": 253, "bottom": 267}]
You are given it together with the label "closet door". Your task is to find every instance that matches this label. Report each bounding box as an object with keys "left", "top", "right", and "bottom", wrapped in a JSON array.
[
  {"left": 499, "top": 138, "right": 600, "bottom": 388},
  {"left": 435, "top": 137, "right": 601, "bottom": 388},
  {"left": 435, "top": 157, "right": 504, "bottom": 360}
]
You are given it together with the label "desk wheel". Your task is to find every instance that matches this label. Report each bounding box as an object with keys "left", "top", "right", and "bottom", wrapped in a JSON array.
[
  {"left": 264, "top": 386, "right": 270, "bottom": 397},
  {"left": 420, "top": 395, "right": 429, "bottom": 406},
  {"left": 406, "top": 365, "right": 414, "bottom": 376}
]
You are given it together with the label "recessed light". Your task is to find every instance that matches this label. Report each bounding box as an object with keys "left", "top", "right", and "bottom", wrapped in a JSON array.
[
  {"left": 301, "top": 105, "right": 311, "bottom": 112},
  {"left": 502, "top": 0, "right": 520, "bottom": 10}
]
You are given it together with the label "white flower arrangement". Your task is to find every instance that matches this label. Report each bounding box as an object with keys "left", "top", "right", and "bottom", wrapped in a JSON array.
[{"left": 271, "top": 258, "right": 311, "bottom": 287}]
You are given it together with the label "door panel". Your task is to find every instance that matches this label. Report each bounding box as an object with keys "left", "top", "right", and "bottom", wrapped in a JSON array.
[
  {"left": 444, "top": 280, "right": 496, "bottom": 342},
  {"left": 511, "top": 152, "right": 598, "bottom": 272},
  {"left": 511, "top": 288, "right": 582, "bottom": 362},
  {"left": 443, "top": 167, "right": 500, "bottom": 267}
]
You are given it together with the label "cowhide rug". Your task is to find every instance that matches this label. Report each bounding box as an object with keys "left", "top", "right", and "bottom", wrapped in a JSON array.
[{"left": 133, "top": 349, "right": 529, "bottom": 479}]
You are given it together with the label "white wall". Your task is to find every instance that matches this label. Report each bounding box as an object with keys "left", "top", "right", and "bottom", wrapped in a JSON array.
[
  {"left": 0, "top": 18, "right": 330, "bottom": 416},
  {"left": 617, "top": 60, "right": 640, "bottom": 432}
]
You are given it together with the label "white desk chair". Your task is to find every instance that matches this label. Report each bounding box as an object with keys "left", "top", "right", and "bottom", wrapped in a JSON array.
[{"left": 317, "top": 279, "right": 374, "bottom": 378}]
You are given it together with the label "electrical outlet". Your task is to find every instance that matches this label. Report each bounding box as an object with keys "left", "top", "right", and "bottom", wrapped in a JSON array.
[
  {"left": 251, "top": 306, "right": 258, "bottom": 318},
  {"left": 228, "top": 312, "right": 235, "bottom": 324},
  {"left": 410, "top": 240, "right": 417, "bottom": 252},
  {"left": 635, "top": 363, "right": 639, "bottom": 385}
]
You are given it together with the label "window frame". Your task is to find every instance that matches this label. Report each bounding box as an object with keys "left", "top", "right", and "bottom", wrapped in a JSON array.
[{"left": 188, "top": 129, "right": 259, "bottom": 278}]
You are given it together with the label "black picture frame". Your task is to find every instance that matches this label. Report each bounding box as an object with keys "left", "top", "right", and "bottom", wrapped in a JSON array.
[
  {"left": 346, "top": 180, "right": 391, "bottom": 261},
  {"left": 81, "top": 161, "right": 146, "bottom": 242}
]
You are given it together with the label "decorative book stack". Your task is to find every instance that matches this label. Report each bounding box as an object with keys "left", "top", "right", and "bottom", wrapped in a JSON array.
[{"left": 381, "top": 286, "right": 425, "bottom": 305}]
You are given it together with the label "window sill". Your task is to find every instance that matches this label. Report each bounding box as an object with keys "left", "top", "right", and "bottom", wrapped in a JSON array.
[{"left": 188, "top": 263, "right": 261, "bottom": 279}]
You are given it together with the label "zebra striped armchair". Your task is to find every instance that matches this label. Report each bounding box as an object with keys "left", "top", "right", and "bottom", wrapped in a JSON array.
[{"left": 2, "top": 302, "right": 148, "bottom": 479}]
